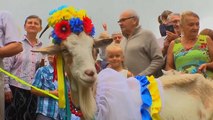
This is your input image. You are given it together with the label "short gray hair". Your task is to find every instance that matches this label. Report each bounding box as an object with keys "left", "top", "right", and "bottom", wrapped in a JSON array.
[
  {"left": 180, "top": 11, "right": 199, "bottom": 25},
  {"left": 167, "top": 13, "right": 180, "bottom": 21}
]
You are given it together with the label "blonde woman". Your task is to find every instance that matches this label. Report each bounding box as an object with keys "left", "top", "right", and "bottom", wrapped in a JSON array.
[{"left": 166, "top": 11, "right": 213, "bottom": 78}]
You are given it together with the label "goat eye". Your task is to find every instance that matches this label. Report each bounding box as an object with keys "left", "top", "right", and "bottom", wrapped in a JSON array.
[{"left": 71, "top": 41, "right": 78, "bottom": 45}]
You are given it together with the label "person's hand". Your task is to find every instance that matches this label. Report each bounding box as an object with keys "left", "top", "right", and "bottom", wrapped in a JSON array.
[
  {"left": 98, "top": 23, "right": 110, "bottom": 39},
  {"left": 50, "top": 89, "right": 58, "bottom": 97},
  {"left": 198, "top": 63, "right": 207, "bottom": 73},
  {"left": 166, "top": 31, "right": 179, "bottom": 42},
  {"left": 5, "top": 91, "right": 13, "bottom": 103},
  {"left": 102, "top": 23, "right": 107, "bottom": 31}
]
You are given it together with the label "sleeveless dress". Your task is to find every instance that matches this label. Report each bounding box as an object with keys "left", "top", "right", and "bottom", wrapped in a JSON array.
[{"left": 173, "top": 35, "right": 213, "bottom": 78}]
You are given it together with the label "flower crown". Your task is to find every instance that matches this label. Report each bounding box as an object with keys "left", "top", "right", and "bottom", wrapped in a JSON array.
[{"left": 48, "top": 5, "right": 95, "bottom": 44}]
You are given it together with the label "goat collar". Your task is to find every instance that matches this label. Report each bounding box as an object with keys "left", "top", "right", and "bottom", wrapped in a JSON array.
[{"left": 69, "top": 92, "right": 83, "bottom": 117}]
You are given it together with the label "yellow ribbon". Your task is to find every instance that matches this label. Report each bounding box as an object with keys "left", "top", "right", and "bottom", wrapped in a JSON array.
[
  {"left": 56, "top": 54, "right": 66, "bottom": 108},
  {"left": 147, "top": 76, "right": 162, "bottom": 120},
  {"left": 0, "top": 67, "right": 58, "bottom": 100}
]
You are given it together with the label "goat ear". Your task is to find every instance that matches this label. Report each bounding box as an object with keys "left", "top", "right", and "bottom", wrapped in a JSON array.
[
  {"left": 31, "top": 45, "right": 62, "bottom": 54},
  {"left": 94, "top": 38, "right": 113, "bottom": 48}
]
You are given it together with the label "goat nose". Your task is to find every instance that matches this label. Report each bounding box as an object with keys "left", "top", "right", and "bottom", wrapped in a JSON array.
[{"left": 85, "top": 69, "right": 95, "bottom": 77}]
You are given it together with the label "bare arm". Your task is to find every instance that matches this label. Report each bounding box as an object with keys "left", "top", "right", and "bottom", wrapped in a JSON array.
[
  {"left": 31, "top": 88, "right": 58, "bottom": 97},
  {"left": 0, "top": 42, "right": 22, "bottom": 57},
  {"left": 165, "top": 41, "right": 175, "bottom": 70},
  {"left": 127, "top": 70, "right": 134, "bottom": 78},
  {"left": 162, "top": 31, "right": 179, "bottom": 56}
]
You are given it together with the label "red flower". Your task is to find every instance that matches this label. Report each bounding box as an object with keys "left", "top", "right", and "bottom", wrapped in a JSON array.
[
  {"left": 54, "top": 20, "right": 71, "bottom": 40},
  {"left": 83, "top": 17, "right": 94, "bottom": 35}
]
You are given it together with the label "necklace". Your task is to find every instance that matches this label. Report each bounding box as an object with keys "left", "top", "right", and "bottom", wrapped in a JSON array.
[{"left": 69, "top": 95, "right": 83, "bottom": 117}]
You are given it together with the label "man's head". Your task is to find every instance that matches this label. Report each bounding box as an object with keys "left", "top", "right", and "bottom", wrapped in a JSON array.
[
  {"left": 118, "top": 9, "right": 139, "bottom": 37},
  {"left": 24, "top": 15, "right": 42, "bottom": 34},
  {"left": 200, "top": 28, "right": 213, "bottom": 40},
  {"left": 167, "top": 13, "right": 181, "bottom": 36},
  {"left": 112, "top": 32, "right": 123, "bottom": 44}
]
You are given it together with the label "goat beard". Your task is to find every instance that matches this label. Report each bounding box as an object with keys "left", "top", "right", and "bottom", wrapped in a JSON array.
[
  {"left": 78, "top": 82, "right": 97, "bottom": 120},
  {"left": 66, "top": 67, "right": 97, "bottom": 119}
]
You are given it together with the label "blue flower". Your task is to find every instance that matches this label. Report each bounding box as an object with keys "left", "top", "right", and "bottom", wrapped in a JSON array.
[
  {"left": 90, "top": 27, "right": 95, "bottom": 37},
  {"left": 51, "top": 31, "right": 62, "bottom": 44},
  {"left": 69, "top": 18, "right": 83, "bottom": 35},
  {"left": 49, "top": 9, "right": 57, "bottom": 15},
  {"left": 49, "top": 5, "right": 68, "bottom": 15},
  {"left": 57, "top": 5, "right": 68, "bottom": 10}
]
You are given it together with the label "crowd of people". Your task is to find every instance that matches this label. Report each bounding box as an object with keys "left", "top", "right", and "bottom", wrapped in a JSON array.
[{"left": 1, "top": 7, "right": 213, "bottom": 120}]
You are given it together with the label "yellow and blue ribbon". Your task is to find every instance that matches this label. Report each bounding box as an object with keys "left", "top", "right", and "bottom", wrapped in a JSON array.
[
  {"left": 135, "top": 75, "right": 162, "bottom": 120},
  {"left": 135, "top": 75, "right": 152, "bottom": 120}
]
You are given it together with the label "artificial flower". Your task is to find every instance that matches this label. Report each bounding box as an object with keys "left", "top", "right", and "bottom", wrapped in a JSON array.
[
  {"left": 57, "top": 5, "right": 68, "bottom": 11},
  {"left": 83, "top": 17, "right": 94, "bottom": 35},
  {"left": 69, "top": 18, "right": 83, "bottom": 35},
  {"left": 90, "top": 27, "right": 95, "bottom": 36},
  {"left": 66, "top": 6, "right": 77, "bottom": 16},
  {"left": 51, "top": 31, "right": 62, "bottom": 44},
  {"left": 76, "top": 9, "right": 87, "bottom": 20},
  {"left": 48, "top": 11, "right": 63, "bottom": 27},
  {"left": 48, "top": 6, "right": 96, "bottom": 44},
  {"left": 54, "top": 20, "right": 71, "bottom": 40}
]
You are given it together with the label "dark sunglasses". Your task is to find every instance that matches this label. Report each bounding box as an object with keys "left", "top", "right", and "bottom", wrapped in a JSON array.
[{"left": 117, "top": 16, "right": 135, "bottom": 23}]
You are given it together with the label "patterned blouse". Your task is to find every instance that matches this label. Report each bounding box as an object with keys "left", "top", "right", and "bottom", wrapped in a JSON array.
[
  {"left": 173, "top": 35, "right": 213, "bottom": 78},
  {"left": 4, "top": 37, "right": 44, "bottom": 90}
]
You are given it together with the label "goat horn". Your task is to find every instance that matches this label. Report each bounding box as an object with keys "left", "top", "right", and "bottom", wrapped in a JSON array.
[{"left": 39, "top": 24, "right": 49, "bottom": 38}]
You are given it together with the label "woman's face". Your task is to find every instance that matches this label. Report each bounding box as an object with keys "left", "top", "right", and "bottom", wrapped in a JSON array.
[
  {"left": 24, "top": 18, "right": 42, "bottom": 34},
  {"left": 181, "top": 16, "right": 199, "bottom": 38}
]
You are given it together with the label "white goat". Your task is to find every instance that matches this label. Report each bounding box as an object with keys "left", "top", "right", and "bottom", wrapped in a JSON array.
[
  {"left": 35, "top": 32, "right": 109, "bottom": 120},
  {"left": 159, "top": 71, "right": 213, "bottom": 120},
  {"left": 35, "top": 31, "right": 213, "bottom": 120},
  {"left": 33, "top": 6, "right": 213, "bottom": 120}
]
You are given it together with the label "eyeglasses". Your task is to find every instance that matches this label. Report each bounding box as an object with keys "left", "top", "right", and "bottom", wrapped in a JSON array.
[{"left": 117, "top": 16, "right": 135, "bottom": 23}]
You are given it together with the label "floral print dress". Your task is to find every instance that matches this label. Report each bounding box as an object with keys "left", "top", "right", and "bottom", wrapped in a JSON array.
[{"left": 173, "top": 35, "right": 213, "bottom": 78}]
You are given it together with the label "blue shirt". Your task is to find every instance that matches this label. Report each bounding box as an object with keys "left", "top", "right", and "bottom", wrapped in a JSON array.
[{"left": 32, "top": 65, "right": 59, "bottom": 119}]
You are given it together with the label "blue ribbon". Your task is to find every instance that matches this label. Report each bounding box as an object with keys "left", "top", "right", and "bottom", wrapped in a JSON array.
[{"left": 135, "top": 75, "right": 152, "bottom": 120}]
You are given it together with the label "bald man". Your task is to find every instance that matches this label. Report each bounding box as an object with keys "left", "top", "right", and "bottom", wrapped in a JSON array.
[{"left": 118, "top": 9, "right": 164, "bottom": 77}]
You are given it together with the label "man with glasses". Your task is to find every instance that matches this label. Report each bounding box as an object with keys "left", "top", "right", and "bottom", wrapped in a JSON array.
[
  {"left": 119, "top": 9, "right": 164, "bottom": 77},
  {"left": 162, "top": 13, "right": 181, "bottom": 56}
]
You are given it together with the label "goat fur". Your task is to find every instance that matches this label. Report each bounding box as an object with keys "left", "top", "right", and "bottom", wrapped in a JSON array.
[
  {"left": 34, "top": 33, "right": 213, "bottom": 120},
  {"left": 159, "top": 71, "right": 213, "bottom": 120}
]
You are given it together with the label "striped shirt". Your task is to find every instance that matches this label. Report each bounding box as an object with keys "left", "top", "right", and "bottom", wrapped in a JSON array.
[{"left": 32, "top": 65, "right": 59, "bottom": 119}]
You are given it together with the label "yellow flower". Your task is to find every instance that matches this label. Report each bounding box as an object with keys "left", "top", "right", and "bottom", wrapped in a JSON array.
[
  {"left": 48, "top": 6, "right": 89, "bottom": 27},
  {"left": 76, "top": 10, "right": 87, "bottom": 20},
  {"left": 48, "top": 11, "right": 63, "bottom": 27}
]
